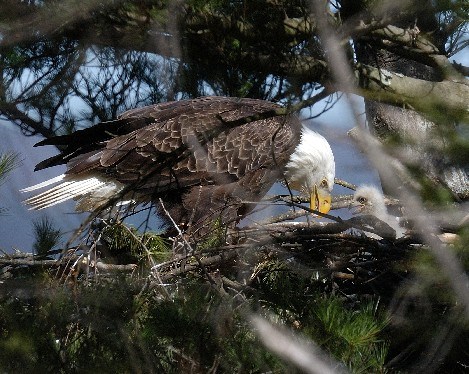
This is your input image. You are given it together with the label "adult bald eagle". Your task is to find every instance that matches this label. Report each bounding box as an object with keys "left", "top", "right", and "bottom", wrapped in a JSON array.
[{"left": 22, "top": 96, "right": 335, "bottom": 236}]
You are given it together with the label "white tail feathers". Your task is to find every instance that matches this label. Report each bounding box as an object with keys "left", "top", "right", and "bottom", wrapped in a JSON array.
[
  {"left": 22, "top": 174, "right": 127, "bottom": 211},
  {"left": 19, "top": 174, "right": 66, "bottom": 193}
]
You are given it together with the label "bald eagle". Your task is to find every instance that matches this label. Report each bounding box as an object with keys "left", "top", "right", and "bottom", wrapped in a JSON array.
[
  {"left": 22, "top": 96, "right": 335, "bottom": 236},
  {"left": 349, "top": 185, "right": 405, "bottom": 239}
]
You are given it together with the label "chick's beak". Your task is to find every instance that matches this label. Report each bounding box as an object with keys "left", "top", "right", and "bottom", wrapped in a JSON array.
[
  {"left": 311, "top": 185, "right": 332, "bottom": 214},
  {"left": 348, "top": 201, "right": 362, "bottom": 215}
]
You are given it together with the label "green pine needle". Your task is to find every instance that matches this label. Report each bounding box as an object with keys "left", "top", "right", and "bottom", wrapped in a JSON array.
[
  {"left": 32, "top": 216, "right": 62, "bottom": 256},
  {"left": 0, "top": 152, "right": 21, "bottom": 185},
  {"left": 101, "top": 221, "right": 171, "bottom": 263}
]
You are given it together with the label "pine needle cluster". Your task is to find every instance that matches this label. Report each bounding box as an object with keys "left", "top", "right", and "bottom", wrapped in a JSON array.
[
  {"left": 100, "top": 221, "right": 171, "bottom": 264},
  {"left": 32, "top": 216, "right": 62, "bottom": 257}
]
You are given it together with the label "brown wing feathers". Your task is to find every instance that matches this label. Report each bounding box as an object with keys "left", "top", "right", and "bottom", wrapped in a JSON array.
[{"left": 32, "top": 97, "right": 301, "bottom": 228}]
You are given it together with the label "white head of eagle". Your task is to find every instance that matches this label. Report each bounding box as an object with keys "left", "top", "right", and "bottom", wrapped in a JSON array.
[
  {"left": 285, "top": 126, "right": 335, "bottom": 213},
  {"left": 21, "top": 97, "right": 336, "bottom": 232}
]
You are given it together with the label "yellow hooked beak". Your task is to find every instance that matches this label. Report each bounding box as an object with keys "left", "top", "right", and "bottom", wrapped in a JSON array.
[{"left": 310, "top": 185, "right": 332, "bottom": 214}]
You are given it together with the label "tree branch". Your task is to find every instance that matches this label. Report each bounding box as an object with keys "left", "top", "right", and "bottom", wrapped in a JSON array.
[
  {"left": 352, "top": 63, "right": 469, "bottom": 123},
  {"left": 363, "top": 25, "right": 464, "bottom": 80}
]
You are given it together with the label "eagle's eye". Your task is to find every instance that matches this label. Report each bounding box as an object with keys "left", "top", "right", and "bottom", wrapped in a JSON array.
[
  {"left": 357, "top": 196, "right": 367, "bottom": 204},
  {"left": 320, "top": 179, "right": 328, "bottom": 188}
]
